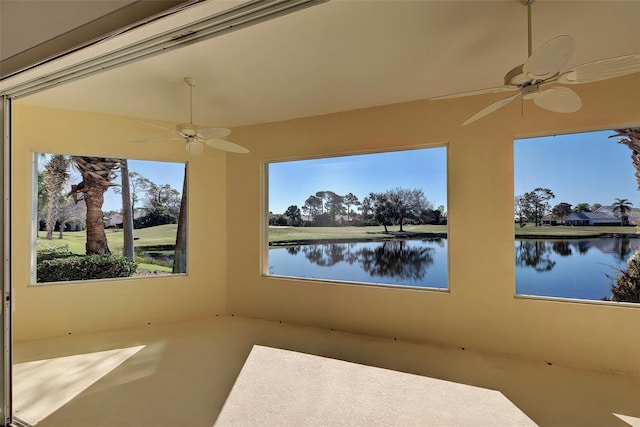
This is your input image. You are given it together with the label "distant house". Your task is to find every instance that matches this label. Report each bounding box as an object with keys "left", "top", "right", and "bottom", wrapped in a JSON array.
[
  {"left": 594, "top": 206, "right": 640, "bottom": 225},
  {"left": 563, "top": 205, "right": 640, "bottom": 226},
  {"left": 541, "top": 214, "right": 561, "bottom": 226},
  {"left": 104, "top": 209, "right": 148, "bottom": 228}
]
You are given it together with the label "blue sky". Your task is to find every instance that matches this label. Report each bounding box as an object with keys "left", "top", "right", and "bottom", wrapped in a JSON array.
[
  {"left": 268, "top": 129, "right": 638, "bottom": 216},
  {"left": 515, "top": 130, "right": 638, "bottom": 208},
  {"left": 268, "top": 147, "right": 448, "bottom": 215}
]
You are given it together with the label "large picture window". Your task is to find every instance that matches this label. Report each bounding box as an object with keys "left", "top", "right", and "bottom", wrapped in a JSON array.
[
  {"left": 514, "top": 129, "right": 639, "bottom": 303},
  {"left": 34, "top": 153, "right": 188, "bottom": 283},
  {"left": 266, "top": 147, "right": 448, "bottom": 289}
]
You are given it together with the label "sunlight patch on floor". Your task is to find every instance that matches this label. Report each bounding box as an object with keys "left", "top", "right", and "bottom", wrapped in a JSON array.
[
  {"left": 215, "top": 345, "right": 537, "bottom": 426},
  {"left": 13, "top": 345, "right": 145, "bottom": 425}
]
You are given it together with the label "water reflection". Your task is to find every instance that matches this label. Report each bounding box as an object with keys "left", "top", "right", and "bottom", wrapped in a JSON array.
[
  {"left": 516, "top": 238, "right": 637, "bottom": 272},
  {"left": 269, "top": 236, "right": 639, "bottom": 299},
  {"left": 358, "top": 241, "right": 434, "bottom": 281},
  {"left": 299, "top": 240, "right": 436, "bottom": 281},
  {"left": 515, "top": 240, "right": 556, "bottom": 272},
  {"left": 270, "top": 238, "right": 446, "bottom": 288}
]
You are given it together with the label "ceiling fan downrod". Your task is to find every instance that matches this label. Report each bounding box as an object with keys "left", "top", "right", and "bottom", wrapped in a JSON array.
[
  {"left": 525, "top": 0, "right": 534, "bottom": 57},
  {"left": 185, "top": 76, "right": 196, "bottom": 125}
]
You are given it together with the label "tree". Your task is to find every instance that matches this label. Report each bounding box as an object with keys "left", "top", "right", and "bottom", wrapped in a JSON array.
[
  {"left": 370, "top": 193, "right": 394, "bottom": 232},
  {"left": 112, "top": 170, "right": 151, "bottom": 213},
  {"left": 315, "top": 191, "right": 329, "bottom": 214},
  {"left": 521, "top": 188, "right": 555, "bottom": 227},
  {"left": 610, "top": 128, "right": 640, "bottom": 192},
  {"left": 573, "top": 203, "right": 591, "bottom": 213},
  {"left": 37, "top": 171, "right": 48, "bottom": 220},
  {"left": 173, "top": 165, "right": 188, "bottom": 274},
  {"left": 606, "top": 252, "right": 640, "bottom": 303},
  {"left": 514, "top": 195, "right": 526, "bottom": 226},
  {"left": 386, "top": 187, "right": 431, "bottom": 231},
  {"left": 137, "top": 182, "right": 181, "bottom": 228},
  {"left": 360, "top": 194, "right": 375, "bottom": 224},
  {"left": 612, "top": 198, "right": 633, "bottom": 226},
  {"left": 284, "top": 205, "right": 302, "bottom": 226},
  {"left": 70, "top": 156, "right": 120, "bottom": 254},
  {"left": 43, "top": 155, "right": 70, "bottom": 240},
  {"left": 302, "top": 195, "right": 322, "bottom": 223},
  {"left": 420, "top": 208, "right": 441, "bottom": 224},
  {"left": 552, "top": 202, "right": 572, "bottom": 224},
  {"left": 119, "top": 159, "right": 135, "bottom": 261},
  {"left": 591, "top": 203, "right": 602, "bottom": 211},
  {"left": 325, "top": 192, "right": 345, "bottom": 224},
  {"left": 342, "top": 192, "right": 361, "bottom": 225},
  {"left": 437, "top": 205, "right": 446, "bottom": 224}
]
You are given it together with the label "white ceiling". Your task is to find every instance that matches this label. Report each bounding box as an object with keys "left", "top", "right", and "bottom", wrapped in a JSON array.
[{"left": 8, "top": 0, "right": 640, "bottom": 128}]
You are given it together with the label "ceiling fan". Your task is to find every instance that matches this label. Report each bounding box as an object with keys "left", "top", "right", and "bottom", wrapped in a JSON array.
[
  {"left": 133, "top": 77, "right": 249, "bottom": 154},
  {"left": 431, "top": 0, "right": 640, "bottom": 126}
]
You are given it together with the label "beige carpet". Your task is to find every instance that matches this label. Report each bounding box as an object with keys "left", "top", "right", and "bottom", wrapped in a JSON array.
[{"left": 216, "top": 345, "right": 536, "bottom": 426}]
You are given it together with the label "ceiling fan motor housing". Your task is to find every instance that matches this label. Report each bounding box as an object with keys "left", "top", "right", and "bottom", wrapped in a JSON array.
[{"left": 177, "top": 123, "right": 198, "bottom": 136}]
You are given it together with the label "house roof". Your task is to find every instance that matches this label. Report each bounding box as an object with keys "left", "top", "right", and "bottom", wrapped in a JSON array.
[{"left": 566, "top": 211, "right": 623, "bottom": 221}]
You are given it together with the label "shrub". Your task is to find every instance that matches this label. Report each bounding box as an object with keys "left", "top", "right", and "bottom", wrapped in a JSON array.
[
  {"left": 36, "top": 245, "right": 74, "bottom": 262},
  {"left": 607, "top": 251, "right": 640, "bottom": 303},
  {"left": 37, "top": 254, "right": 137, "bottom": 283}
]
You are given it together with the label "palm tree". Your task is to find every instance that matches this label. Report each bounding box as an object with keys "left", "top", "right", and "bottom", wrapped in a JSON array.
[
  {"left": 612, "top": 198, "right": 633, "bottom": 226},
  {"left": 43, "top": 155, "right": 70, "bottom": 240},
  {"left": 611, "top": 128, "right": 640, "bottom": 192},
  {"left": 119, "top": 159, "right": 135, "bottom": 261},
  {"left": 70, "top": 156, "right": 120, "bottom": 254}
]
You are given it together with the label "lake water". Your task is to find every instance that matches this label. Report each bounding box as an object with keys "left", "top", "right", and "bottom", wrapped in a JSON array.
[
  {"left": 515, "top": 237, "right": 639, "bottom": 301},
  {"left": 268, "top": 237, "right": 640, "bottom": 301},
  {"left": 269, "top": 239, "right": 448, "bottom": 289}
]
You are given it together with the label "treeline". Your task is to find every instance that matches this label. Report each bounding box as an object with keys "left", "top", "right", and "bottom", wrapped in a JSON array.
[
  {"left": 514, "top": 187, "right": 633, "bottom": 226},
  {"left": 114, "top": 172, "right": 182, "bottom": 229},
  {"left": 271, "top": 187, "right": 447, "bottom": 230}
]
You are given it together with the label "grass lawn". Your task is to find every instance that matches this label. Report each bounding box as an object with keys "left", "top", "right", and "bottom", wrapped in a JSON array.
[
  {"left": 269, "top": 223, "right": 638, "bottom": 243},
  {"left": 514, "top": 223, "right": 638, "bottom": 237},
  {"left": 37, "top": 224, "right": 178, "bottom": 272},
  {"left": 268, "top": 224, "right": 447, "bottom": 243}
]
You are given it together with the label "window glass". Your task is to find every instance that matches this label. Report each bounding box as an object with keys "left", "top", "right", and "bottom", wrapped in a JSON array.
[
  {"left": 514, "top": 129, "right": 639, "bottom": 303},
  {"left": 267, "top": 147, "right": 448, "bottom": 289},
  {"left": 34, "top": 153, "right": 187, "bottom": 283}
]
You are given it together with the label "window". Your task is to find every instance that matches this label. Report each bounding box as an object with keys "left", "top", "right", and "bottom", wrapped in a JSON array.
[
  {"left": 514, "top": 129, "right": 639, "bottom": 303},
  {"left": 266, "top": 147, "right": 448, "bottom": 289},
  {"left": 34, "top": 153, "right": 187, "bottom": 283}
]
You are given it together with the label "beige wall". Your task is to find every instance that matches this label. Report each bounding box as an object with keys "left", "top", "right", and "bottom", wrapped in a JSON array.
[
  {"left": 12, "top": 105, "right": 228, "bottom": 340},
  {"left": 10, "top": 74, "right": 640, "bottom": 375},
  {"left": 226, "top": 74, "right": 640, "bottom": 376}
]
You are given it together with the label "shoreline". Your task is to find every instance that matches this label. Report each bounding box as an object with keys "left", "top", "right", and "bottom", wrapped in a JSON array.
[{"left": 269, "top": 231, "right": 638, "bottom": 246}]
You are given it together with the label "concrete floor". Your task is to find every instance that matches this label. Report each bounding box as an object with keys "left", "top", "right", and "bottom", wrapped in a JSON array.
[{"left": 12, "top": 315, "right": 640, "bottom": 426}]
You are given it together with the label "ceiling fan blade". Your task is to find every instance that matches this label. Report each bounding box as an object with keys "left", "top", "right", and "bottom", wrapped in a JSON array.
[
  {"left": 462, "top": 94, "right": 520, "bottom": 126},
  {"left": 204, "top": 138, "right": 250, "bottom": 154},
  {"left": 431, "top": 85, "right": 517, "bottom": 100},
  {"left": 137, "top": 120, "right": 180, "bottom": 136},
  {"left": 197, "top": 127, "right": 231, "bottom": 139},
  {"left": 523, "top": 35, "right": 575, "bottom": 80},
  {"left": 557, "top": 53, "right": 640, "bottom": 84},
  {"left": 534, "top": 87, "right": 582, "bottom": 113},
  {"left": 131, "top": 137, "right": 184, "bottom": 143}
]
